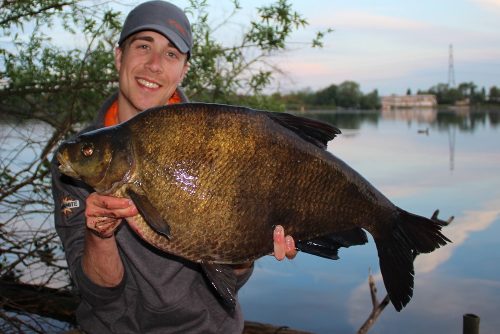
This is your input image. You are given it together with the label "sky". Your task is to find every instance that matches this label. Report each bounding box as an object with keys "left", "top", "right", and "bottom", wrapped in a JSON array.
[
  {"left": 230, "top": 0, "right": 500, "bottom": 95},
  {"left": 21, "top": 0, "right": 500, "bottom": 96},
  {"left": 160, "top": 0, "right": 500, "bottom": 96}
]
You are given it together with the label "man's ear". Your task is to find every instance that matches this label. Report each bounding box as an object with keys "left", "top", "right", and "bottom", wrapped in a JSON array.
[{"left": 114, "top": 47, "right": 123, "bottom": 72}]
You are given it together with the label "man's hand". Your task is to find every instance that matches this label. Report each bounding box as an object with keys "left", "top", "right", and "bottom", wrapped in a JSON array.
[
  {"left": 273, "top": 225, "right": 297, "bottom": 261},
  {"left": 82, "top": 192, "right": 138, "bottom": 287},
  {"left": 85, "top": 192, "right": 138, "bottom": 238},
  {"left": 232, "top": 225, "right": 297, "bottom": 276}
]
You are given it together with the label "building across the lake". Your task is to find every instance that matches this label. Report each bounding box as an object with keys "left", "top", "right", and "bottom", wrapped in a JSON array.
[{"left": 381, "top": 94, "right": 437, "bottom": 110}]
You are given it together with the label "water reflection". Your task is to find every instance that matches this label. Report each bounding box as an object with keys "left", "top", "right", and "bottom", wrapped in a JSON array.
[
  {"left": 304, "top": 111, "right": 379, "bottom": 132},
  {"left": 240, "top": 107, "right": 500, "bottom": 334},
  {"left": 382, "top": 108, "right": 437, "bottom": 123},
  {"left": 304, "top": 107, "right": 500, "bottom": 133}
]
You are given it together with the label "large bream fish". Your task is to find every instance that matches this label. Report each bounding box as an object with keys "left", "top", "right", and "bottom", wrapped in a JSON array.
[{"left": 57, "top": 103, "right": 450, "bottom": 311}]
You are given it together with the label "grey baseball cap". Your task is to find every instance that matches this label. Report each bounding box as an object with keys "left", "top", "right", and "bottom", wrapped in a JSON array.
[{"left": 118, "top": 1, "right": 193, "bottom": 56}]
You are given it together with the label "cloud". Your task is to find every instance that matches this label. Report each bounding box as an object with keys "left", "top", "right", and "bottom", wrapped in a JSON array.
[
  {"left": 471, "top": 0, "right": 500, "bottom": 10},
  {"left": 327, "top": 10, "right": 428, "bottom": 31},
  {"left": 278, "top": 60, "right": 333, "bottom": 77},
  {"left": 348, "top": 274, "right": 500, "bottom": 333},
  {"left": 346, "top": 197, "right": 500, "bottom": 327},
  {"left": 415, "top": 201, "right": 500, "bottom": 273}
]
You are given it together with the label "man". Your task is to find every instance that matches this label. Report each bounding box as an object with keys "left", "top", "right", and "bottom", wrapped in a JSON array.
[{"left": 51, "top": 1, "right": 296, "bottom": 333}]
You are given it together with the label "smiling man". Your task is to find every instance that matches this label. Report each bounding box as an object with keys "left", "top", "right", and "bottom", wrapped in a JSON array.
[
  {"left": 115, "top": 30, "right": 190, "bottom": 121},
  {"left": 51, "top": 1, "right": 296, "bottom": 333}
]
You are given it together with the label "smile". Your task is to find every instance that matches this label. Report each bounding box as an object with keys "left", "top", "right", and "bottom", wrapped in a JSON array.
[{"left": 137, "top": 78, "right": 160, "bottom": 89}]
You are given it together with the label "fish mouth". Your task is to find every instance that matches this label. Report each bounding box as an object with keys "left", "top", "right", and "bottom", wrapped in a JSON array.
[{"left": 57, "top": 152, "right": 80, "bottom": 179}]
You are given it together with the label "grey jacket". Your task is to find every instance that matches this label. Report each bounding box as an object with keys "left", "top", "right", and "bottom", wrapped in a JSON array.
[{"left": 51, "top": 90, "right": 252, "bottom": 333}]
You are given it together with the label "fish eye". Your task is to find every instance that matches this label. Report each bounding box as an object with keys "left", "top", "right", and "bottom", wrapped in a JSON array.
[{"left": 81, "top": 143, "right": 94, "bottom": 157}]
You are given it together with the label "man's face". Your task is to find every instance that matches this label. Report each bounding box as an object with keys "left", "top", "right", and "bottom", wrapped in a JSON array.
[{"left": 115, "top": 30, "right": 189, "bottom": 118}]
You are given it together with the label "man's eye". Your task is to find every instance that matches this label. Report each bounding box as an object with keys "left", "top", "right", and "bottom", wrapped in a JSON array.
[
  {"left": 132, "top": 43, "right": 150, "bottom": 51},
  {"left": 166, "top": 51, "right": 178, "bottom": 59}
]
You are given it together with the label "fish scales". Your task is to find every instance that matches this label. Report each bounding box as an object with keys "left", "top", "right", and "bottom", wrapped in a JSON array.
[{"left": 128, "top": 105, "right": 360, "bottom": 261}]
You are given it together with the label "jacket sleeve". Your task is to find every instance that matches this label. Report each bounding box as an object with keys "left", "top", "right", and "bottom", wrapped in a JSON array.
[{"left": 51, "top": 152, "right": 126, "bottom": 306}]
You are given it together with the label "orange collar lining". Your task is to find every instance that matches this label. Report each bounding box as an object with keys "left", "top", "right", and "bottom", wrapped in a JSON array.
[{"left": 104, "top": 90, "right": 183, "bottom": 127}]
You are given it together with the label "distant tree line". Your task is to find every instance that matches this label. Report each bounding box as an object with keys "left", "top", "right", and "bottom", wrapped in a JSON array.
[
  {"left": 417, "top": 82, "right": 500, "bottom": 106},
  {"left": 268, "top": 81, "right": 381, "bottom": 111},
  {"left": 261, "top": 81, "right": 500, "bottom": 112}
]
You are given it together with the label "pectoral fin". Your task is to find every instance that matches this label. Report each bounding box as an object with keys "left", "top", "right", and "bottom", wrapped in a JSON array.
[
  {"left": 201, "top": 261, "right": 237, "bottom": 310},
  {"left": 126, "top": 189, "right": 172, "bottom": 239}
]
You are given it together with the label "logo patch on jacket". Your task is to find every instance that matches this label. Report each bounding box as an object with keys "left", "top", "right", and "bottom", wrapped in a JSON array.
[{"left": 61, "top": 196, "right": 80, "bottom": 216}]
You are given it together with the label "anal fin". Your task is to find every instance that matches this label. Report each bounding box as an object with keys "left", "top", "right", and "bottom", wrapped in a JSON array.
[
  {"left": 201, "top": 261, "right": 237, "bottom": 310},
  {"left": 296, "top": 228, "right": 368, "bottom": 260}
]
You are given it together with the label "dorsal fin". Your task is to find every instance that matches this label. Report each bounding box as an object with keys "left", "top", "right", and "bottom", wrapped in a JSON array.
[{"left": 266, "top": 112, "right": 341, "bottom": 149}]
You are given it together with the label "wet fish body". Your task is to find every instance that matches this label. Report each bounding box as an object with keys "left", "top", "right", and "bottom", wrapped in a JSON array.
[{"left": 57, "top": 102, "right": 449, "bottom": 311}]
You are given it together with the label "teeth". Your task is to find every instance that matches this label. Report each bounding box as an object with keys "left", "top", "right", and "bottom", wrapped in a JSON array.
[{"left": 138, "top": 78, "right": 159, "bottom": 89}]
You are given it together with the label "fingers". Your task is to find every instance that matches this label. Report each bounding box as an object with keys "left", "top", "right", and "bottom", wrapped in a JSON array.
[
  {"left": 285, "top": 235, "right": 297, "bottom": 260},
  {"left": 86, "top": 192, "right": 138, "bottom": 218},
  {"left": 85, "top": 192, "right": 138, "bottom": 239},
  {"left": 273, "top": 225, "right": 297, "bottom": 261},
  {"left": 273, "top": 225, "right": 286, "bottom": 261},
  {"left": 88, "top": 217, "right": 122, "bottom": 238}
]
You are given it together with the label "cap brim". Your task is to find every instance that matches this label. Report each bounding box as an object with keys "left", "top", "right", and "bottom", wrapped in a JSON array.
[{"left": 119, "top": 24, "right": 189, "bottom": 54}]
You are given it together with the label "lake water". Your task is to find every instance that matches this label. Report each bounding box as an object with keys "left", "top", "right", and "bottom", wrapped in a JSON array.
[
  {"left": 1, "top": 107, "right": 499, "bottom": 333},
  {"left": 239, "top": 107, "right": 500, "bottom": 334}
]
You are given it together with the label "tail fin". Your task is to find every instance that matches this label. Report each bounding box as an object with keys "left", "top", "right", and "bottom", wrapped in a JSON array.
[{"left": 375, "top": 208, "right": 450, "bottom": 311}]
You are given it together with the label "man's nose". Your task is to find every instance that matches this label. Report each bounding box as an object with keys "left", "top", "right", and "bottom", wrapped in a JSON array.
[{"left": 145, "top": 52, "right": 163, "bottom": 73}]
